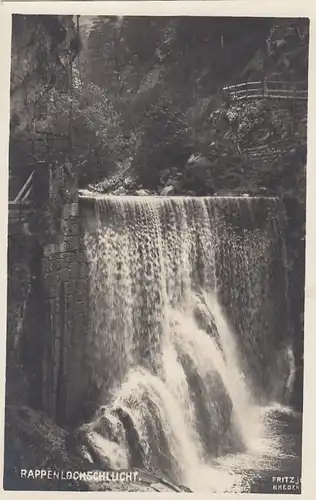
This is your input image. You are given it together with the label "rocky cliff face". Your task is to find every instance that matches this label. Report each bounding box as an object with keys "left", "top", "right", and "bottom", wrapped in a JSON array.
[
  {"left": 10, "top": 15, "right": 78, "bottom": 135},
  {"left": 83, "top": 18, "right": 308, "bottom": 201},
  {"left": 6, "top": 12, "right": 81, "bottom": 452},
  {"left": 7, "top": 13, "right": 79, "bottom": 394},
  {"left": 4, "top": 405, "right": 191, "bottom": 492}
]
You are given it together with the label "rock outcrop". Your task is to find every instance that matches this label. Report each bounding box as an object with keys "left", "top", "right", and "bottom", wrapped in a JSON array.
[
  {"left": 10, "top": 15, "right": 79, "bottom": 134},
  {"left": 4, "top": 405, "right": 191, "bottom": 492}
]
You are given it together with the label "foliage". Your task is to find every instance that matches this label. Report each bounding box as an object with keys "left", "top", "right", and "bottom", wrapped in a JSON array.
[
  {"left": 11, "top": 16, "right": 308, "bottom": 200},
  {"left": 31, "top": 73, "right": 132, "bottom": 186},
  {"left": 130, "top": 92, "right": 193, "bottom": 188},
  {"left": 77, "top": 16, "right": 277, "bottom": 189}
]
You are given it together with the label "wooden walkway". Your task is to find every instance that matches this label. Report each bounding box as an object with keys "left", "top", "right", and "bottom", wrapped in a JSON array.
[
  {"left": 8, "top": 133, "right": 70, "bottom": 235},
  {"left": 223, "top": 80, "right": 308, "bottom": 102},
  {"left": 8, "top": 171, "right": 36, "bottom": 235}
]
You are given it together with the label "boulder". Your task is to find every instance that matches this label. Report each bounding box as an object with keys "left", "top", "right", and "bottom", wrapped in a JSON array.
[
  {"left": 3, "top": 405, "right": 191, "bottom": 492},
  {"left": 3, "top": 405, "right": 90, "bottom": 491},
  {"left": 111, "top": 186, "right": 128, "bottom": 196},
  {"left": 134, "top": 189, "right": 150, "bottom": 196},
  {"left": 160, "top": 185, "right": 175, "bottom": 196}
]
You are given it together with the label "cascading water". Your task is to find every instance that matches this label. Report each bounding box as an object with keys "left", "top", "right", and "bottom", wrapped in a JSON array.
[{"left": 81, "top": 195, "right": 296, "bottom": 492}]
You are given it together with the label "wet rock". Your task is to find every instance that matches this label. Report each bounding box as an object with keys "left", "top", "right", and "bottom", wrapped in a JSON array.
[
  {"left": 161, "top": 185, "right": 175, "bottom": 196},
  {"left": 88, "top": 469, "right": 192, "bottom": 492},
  {"left": 135, "top": 189, "right": 150, "bottom": 196},
  {"left": 114, "top": 407, "right": 146, "bottom": 469},
  {"left": 4, "top": 406, "right": 190, "bottom": 492},
  {"left": 175, "top": 349, "right": 240, "bottom": 457},
  {"left": 90, "top": 406, "right": 126, "bottom": 445},
  {"left": 3, "top": 405, "right": 90, "bottom": 491},
  {"left": 111, "top": 186, "right": 128, "bottom": 196}
]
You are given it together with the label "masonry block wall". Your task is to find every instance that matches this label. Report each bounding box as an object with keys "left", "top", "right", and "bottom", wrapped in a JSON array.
[
  {"left": 40, "top": 199, "right": 90, "bottom": 424},
  {"left": 7, "top": 162, "right": 93, "bottom": 425}
]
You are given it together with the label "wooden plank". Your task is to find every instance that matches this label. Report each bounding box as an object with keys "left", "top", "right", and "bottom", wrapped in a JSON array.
[
  {"left": 223, "top": 80, "right": 308, "bottom": 103},
  {"left": 12, "top": 171, "right": 34, "bottom": 204}
]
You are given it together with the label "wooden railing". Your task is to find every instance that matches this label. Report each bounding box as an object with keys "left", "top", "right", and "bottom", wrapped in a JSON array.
[
  {"left": 223, "top": 80, "right": 308, "bottom": 101},
  {"left": 9, "top": 170, "right": 35, "bottom": 206},
  {"left": 242, "top": 136, "right": 305, "bottom": 154},
  {"left": 8, "top": 170, "right": 36, "bottom": 234}
]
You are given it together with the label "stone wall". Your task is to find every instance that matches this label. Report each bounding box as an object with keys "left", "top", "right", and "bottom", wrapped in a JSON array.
[
  {"left": 7, "top": 157, "right": 91, "bottom": 426},
  {"left": 41, "top": 201, "right": 90, "bottom": 424},
  {"left": 6, "top": 233, "right": 35, "bottom": 409}
]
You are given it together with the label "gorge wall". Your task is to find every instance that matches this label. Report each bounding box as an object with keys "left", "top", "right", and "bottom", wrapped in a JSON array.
[
  {"left": 10, "top": 15, "right": 79, "bottom": 134},
  {"left": 6, "top": 13, "right": 306, "bottom": 433},
  {"left": 6, "top": 15, "right": 86, "bottom": 422}
]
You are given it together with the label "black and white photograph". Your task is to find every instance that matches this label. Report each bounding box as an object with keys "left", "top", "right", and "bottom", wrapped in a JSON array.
[{"left": 3, "top": 6, "right": 309, "bottom": 494}]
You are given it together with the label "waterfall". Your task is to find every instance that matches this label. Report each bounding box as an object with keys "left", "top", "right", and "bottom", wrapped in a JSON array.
[{"left": 81, "top": 195, "right": 294, "bottom": 491}]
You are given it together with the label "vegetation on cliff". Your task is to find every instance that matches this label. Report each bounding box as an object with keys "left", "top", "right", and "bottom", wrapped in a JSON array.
[
  {"left": 10, "top": 15, "right": 79, "bottom": 134},
  {"left": 12, "top": 17, "right": 307, "bottom": 203}
]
